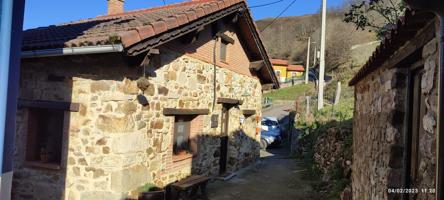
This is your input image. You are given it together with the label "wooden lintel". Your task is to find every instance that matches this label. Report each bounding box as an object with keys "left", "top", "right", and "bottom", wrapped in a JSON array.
[
  {"left": 217, "top": 98, "right": 243, "bottom": 105},
  {"left": 242, "top": 109, "right": 256, "bottom": 116},
  {"left": 249, "top": 60, "right": 264, "bottom": 71},
  {"left": 163, "top": 108, "right": 210, "bottom": 116},
  {"left": 18, "top": 100, "right": 80, "bottom": 112}
]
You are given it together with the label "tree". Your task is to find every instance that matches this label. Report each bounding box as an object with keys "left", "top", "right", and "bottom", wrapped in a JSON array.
[{"left": 344, "top": 0, "right": 405, "bottom": 39}]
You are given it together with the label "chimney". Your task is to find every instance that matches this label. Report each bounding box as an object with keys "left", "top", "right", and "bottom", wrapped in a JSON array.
[{"left": 108, "top": 0, "right": 124, "bottom": 15}]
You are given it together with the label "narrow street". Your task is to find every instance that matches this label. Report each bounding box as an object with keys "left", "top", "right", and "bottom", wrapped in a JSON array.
[
  {"left": 207, "top": 146, "right": 316, "bottom": 200},
  {"left": 207, "top": 102, "right": 318, "bottom": 200}
]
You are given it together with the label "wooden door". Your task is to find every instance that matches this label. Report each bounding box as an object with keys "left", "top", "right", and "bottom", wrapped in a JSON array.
[
  {"left": 406, "top": 69, "right": 426, "bottom": 199},
  {"left": 219, "top": 106, "right": 230, "bottom": 174}
]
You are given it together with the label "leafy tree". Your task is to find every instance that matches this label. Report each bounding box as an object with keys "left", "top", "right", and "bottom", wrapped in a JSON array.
[{"left": 344, "top": 0, "right": 405, "bottom": 39}]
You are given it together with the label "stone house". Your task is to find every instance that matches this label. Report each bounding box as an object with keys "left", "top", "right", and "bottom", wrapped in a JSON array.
[
  {"left": 13, "top": 0, "right": 279, "bottom": 199},
  {"left": 349, "top": 9, "right": 440, "bottom": 200}
]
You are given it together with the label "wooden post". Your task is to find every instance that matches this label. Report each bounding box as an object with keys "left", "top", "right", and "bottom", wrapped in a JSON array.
[
  {"left": 306, "top": 96, "right": 310, "bottom": 116},
  {"left": 334, "top": 82, "right": 341, "bottom": 105}
]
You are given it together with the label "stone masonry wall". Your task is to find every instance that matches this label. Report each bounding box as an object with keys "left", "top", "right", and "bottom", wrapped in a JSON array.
[
  {"left": 13, "top": 47, "right": 262, "bottom": 199},
  {"left": 352, "top": 19, "right": 439, "bottom": 200},
  {"left": 353, "top": 65, "right": 407, "bottom": 200}
]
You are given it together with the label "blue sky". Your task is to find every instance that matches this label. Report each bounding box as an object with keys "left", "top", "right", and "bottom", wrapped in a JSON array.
[{"left": 24, "top": 0, "right": 345, "bottom": 30}]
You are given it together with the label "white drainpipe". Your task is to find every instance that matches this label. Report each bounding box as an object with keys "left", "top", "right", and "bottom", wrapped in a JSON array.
[{"left": 21, "top": 44, "right": 124, "bottom": 58}]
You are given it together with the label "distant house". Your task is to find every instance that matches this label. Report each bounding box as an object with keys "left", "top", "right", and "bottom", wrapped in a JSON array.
[
  {"left": 349, "top": 9, "right": 439, "bottom": 199},
  {"left": 270, "top": 59, "right": 289, "bottom": 82},
  {"left": 287, "top": 64, "right": 305, "bottom": 79},
  {"left": 13, "top": 0, "right": 278, "bottom": 199}
]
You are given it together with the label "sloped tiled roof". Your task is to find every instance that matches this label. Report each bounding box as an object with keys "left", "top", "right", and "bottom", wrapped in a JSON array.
[
  {"left": 287, "top": 64, "right": 305, "bottom": 72},
  {"left": 270, "top": 59, "right": 289, "bottom": 66},
  {"left": 22, "top": 0, "right": 244, "bottom": 51}
]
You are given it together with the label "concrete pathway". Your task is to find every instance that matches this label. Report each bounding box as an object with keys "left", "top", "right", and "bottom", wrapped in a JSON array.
[{"left": 207, "top": 146, "right": 318, "bottom": 200}]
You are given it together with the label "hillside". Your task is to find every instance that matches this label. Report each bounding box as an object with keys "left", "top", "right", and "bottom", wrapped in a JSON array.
[{"left": 256, "top": 10, "right": 377, "bottom": 71}]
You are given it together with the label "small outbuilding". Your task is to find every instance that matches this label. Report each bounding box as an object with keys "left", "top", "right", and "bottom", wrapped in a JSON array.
[{"left": 349, "top": 9, "right": 440, "bottom": 200}]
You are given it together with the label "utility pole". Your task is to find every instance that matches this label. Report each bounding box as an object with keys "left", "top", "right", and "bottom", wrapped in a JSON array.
[
  {"left": 0, "top": 0, "right": 25, "bottom": 199},
  {"left": 318, "top": 0, "right": 327, "bottom": 110},
  {"left": 305, "top": 37, "right": 311, "bottom": 84},
  {"left": 313, "top": 44, "right": 317, "bottom": 66}
]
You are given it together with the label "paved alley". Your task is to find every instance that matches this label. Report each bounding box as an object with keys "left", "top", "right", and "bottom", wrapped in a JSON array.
[{"left": 207, "top": 146, "right": 317, "bottom": 200}]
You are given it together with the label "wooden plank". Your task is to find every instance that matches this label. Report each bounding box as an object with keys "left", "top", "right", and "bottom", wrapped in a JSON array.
[
  {"left": 217, "top": 98, "right": 243, "bottom": 105},
  {"left": 242, "top": 109, "right": 256, "bottom": 115},
  {"left": 172, "top": 175, "right": 210, "bottom": 189},
  {"left": 18, "top": 99, "right": 80, "bottom": 112},
  {"left": 249, "top": 60, "right": 264, "bottom": 71},
  {"left": 163, "top": 108, "right": 210, "bottom": 116}
]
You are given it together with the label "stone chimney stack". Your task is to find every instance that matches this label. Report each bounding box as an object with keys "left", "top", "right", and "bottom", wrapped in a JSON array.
[{"left": 108, "top": 0, "right": 124, "bottom": 15}]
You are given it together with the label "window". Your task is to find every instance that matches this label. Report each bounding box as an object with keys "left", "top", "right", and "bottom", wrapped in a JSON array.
[
  {"left": 26, "top": 108, "right": 64, "bottom": 168},
  {"left": 275, "top": 70, "right": 281, "bottom": 78},
  {"left": 173, "top": 116, "right": 192, "bottom": 155},
  {"left": 220, "top": 41, "right": 228, "bottom": 62},
  {"left": 172, "top": 115, "right": 201, "bottom": 161}
]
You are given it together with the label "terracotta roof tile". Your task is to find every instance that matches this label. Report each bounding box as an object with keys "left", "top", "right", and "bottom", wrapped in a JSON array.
[
  {"left": 22, "top": 0, "right": 245, "bottom": 51},
  {"left": 288, "top": 65, "right": 305, "bottom": 71},
  {"left": 349, "top": 9, "right": 436, "bottom": 86},
  {"left": 270, "top": 59, "right": 289, "bottom": 66}
]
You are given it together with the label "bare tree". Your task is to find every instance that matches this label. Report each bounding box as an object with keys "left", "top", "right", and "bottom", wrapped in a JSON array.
[{"left": 344, "top": 0, "right": 405, "bottom": 39}]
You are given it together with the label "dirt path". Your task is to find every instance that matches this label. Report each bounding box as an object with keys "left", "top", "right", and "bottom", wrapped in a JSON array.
[{"left": 207, "top": 146, "right": 318, "bottom": 200}]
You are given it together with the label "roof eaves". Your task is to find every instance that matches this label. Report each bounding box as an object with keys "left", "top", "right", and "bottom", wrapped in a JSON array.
[{"left": 349, "top": 9, "right": 435, "bottom": 86}]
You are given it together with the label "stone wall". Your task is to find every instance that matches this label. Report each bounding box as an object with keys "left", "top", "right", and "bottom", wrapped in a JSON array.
[
  {"left": 352, "top": 20, "right": 439, "bottom": 200},
  {"left": 13, "top": 46, "right": 262, "bottom": 199}
]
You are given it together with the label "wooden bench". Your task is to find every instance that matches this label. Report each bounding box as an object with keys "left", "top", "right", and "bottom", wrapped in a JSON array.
[{"left": 170, "top": 175, "right": 210, "bottom": 200}]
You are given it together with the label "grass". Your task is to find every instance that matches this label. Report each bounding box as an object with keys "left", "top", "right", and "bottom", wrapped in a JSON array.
[{"left": 264, "top": 84, "right": 314, "bottom": 101}]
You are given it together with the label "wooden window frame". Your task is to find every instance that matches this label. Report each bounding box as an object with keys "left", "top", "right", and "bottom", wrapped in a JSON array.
[
  {"left": 20, "top": 100, "right": 78, "bottom": 170},
  {"left": 172, "top": 115, "right": 201, "bottom": 162},
  {"left": 405, "top": 67, "right": 426, "bottom": 191}
]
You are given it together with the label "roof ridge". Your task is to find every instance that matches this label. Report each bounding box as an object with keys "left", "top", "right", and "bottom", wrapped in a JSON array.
[
  {"left": 23, "top": 0, "right": 219, "bottom": 32},
  {"left": 97, "top": 0, "right": 217, "bottom": 19}
]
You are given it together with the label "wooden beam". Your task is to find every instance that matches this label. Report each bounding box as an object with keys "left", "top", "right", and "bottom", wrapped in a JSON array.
[
  {"left": 127, "top": 4, "right": 243, "bottom": 56},
  {"left": 180, "top": 26, "right": 205, "bottom": 44},
  {"left": 216, "top": 32, "right": 235, "bottom": 44},
  {"left": 217, "top": 98, "right": 243, "bottom": 105},
  {"left": 387, "top": 21, "right": 436, "bottom": 69},
  {"left": 249, "top": 60, "right": 264, "bottom": 71},
  {"left": 18, "top": 100, "right": 80, "bottom": 112},
  {"left": 163, "top": 108, "right": 210, "bottom": 116},
  {"left": 242, "top": 109, "right": 256, "bottom": 115}
]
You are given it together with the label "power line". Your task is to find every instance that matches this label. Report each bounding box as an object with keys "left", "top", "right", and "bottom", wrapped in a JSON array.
[
  {"left": 249, "top": 0, "right": 284, "bottom": 9},
  {"left": 259, "top": 0, "right": 297, "bottom": 33}
]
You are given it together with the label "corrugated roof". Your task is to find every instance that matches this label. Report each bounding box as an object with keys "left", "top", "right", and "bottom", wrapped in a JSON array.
[
  {"left": 349, "top": 9, "right": 436, "bottom": 86},
  {"left": 22, "top": 0, "right": 244, "bottom": 51}
]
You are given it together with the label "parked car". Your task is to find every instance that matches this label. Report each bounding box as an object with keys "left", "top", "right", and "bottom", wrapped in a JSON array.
[
  {"left": 260, "top": 117, "right": 282, "bottom": 149},
  {"left": 308, "top": 67, "right": 332, "bottom": 83}
]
